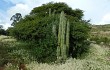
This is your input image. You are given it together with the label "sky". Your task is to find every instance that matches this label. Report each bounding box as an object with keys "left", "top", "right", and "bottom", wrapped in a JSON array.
[{"left": 0, "top": 0, "right": 110, "bottom": 29}]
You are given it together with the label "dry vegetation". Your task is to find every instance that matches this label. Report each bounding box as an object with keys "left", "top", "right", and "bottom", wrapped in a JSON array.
[
  {"left": 91, "top": 24, "right": 110, "bottom": 38},
  {"left": 0, "top": 35, "right": 110, "bottom": 70},
  {"left": 25, "top": 44, "right": 110, "bottom": 70},
  {"left": 0, "top": 35, "right": 16, "bottom": 42},
  {"left": 0, "top": 24, "right": 110, "bottom": 70}
]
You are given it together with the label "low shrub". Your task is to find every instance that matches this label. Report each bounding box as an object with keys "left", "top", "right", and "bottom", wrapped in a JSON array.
[{"left": 90, "top": 36, "right": 110, "bottom": 45}]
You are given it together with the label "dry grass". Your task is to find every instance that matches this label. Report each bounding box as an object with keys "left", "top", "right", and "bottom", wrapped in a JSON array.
[
  {"left": 0, "top": 35, "right": 16, "bottom": 42},
  {"left": 0, "top": 35, "right": 110, "bottom": 70},
  {"left": 26, "top": 44, "right": 110, "bottom": 70}
]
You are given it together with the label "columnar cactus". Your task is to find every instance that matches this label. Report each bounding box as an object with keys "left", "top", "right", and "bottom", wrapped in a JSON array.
[
  {"left": 49, "top": 8, "right": 51, "bottom": 16},
  {"left": 66, "top": 21, "right": 70, "bottom": 57},
  {"left": 57, "top": 11, "right": 70, "bottom": 61},
  {"left": 52, "top": 24, "right": 57, "bottom": 37}
]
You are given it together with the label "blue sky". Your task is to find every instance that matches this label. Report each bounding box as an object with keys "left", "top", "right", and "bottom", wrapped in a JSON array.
[
  {"left": 0, "top": 0, "right": 14, "bottom": 10},
  {"left": 0, "top": 0, "right": 110, "bottom": 29}
]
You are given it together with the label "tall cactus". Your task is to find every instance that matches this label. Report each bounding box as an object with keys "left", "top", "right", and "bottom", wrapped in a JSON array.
[
  {"left": 57, "top": 11, "right": 70, "bottom": 61},
  {"left": 57, "top": 12, "right": 62, "bottom": 60},
  {"left": 66, "top": 21, "right": 70, "bottom": 57},
  {"left": 49, "top": 8, "right": 51, "bottom": 16}
]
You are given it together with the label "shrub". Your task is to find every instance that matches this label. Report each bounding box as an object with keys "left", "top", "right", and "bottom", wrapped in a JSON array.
[
  {"left": 0, "top": 29, "right": 6, "bottom": 35},
  {"left": 7, "top": 2, "right": 90, "bottom": 62},
  {"left": 90, "top": 36, "right": 110, "bottom": 45},
  {"left": 69, "top": 21, "right": 91, "bottom": 57}
]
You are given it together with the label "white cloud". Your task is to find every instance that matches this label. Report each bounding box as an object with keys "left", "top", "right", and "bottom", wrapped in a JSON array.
[
  {"left": 2, "top": 23, "right": 11, "bottom": 29},
  {"left": 0, "top": 19, "right": 12, "bottom": 29},
  {"left": 102, "top": 13, "right": 110, "bottom": 23},
  {"left": 6, "top": 0, "right": 47, "bottom": 19},
  {"left": 1, "top": 0, "right": 41, "bottom": 29},
  {"left": 0, "top": 3, "right": 32, "bottom": 29},
  {"left": 0, "top": 0, "right": 99, "bottom": 28},
  {"left": 7, "top": 3, "right": 31, "bottom": 17},
  {"left": 1, "top": 0, "right": 110, "bottom": 29},
  {"left": 94, "top": 13, "right": 110, "bottom": 25},
  {"left": 0, "top": 10, "right": 12, "bottom": 29}
]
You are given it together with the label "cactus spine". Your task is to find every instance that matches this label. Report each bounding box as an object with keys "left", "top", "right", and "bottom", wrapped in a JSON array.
[{"left": 57, "top": 11, "right": 70, "bottom": 61}]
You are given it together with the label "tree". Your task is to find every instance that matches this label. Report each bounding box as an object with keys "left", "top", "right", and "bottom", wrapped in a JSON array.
[
  {"left": 10, "top": 13, "right": 22, "bottom": 26},
  {"left": 8, "top": 2, "right": 90, "bottom": 62},
  {"left": 30, "top": 2, "right": 83, "bottom": 20},
  {"left": 0, "top": 25, "right": 6, "bottom": 35}
]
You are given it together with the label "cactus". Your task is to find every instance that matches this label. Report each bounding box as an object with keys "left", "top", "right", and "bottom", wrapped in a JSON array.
[
  {"left": 57, "top": 12, "right": 62, "bottom": 60},
  {"left": 49, "top": 8, "right": 51, "bottom": 16},
  {"left": 57, "top": 11, "right": 70, "bottom": 61},
  {"left": 66, "top": 21, "right": 70, "bottom": 57},
  {"left": 52, "top": 25, "right": 56, "bottom": 36},
  {"left": 52, "top": 10, "right": 56, "bottom": 16}
]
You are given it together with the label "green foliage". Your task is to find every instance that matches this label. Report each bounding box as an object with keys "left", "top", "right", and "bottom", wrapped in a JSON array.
[
  {"left": 12, "top": 15, "right": 58, "bottom": 62},
  {"left": 30, "top": 2, "right": 83, "bottom": 20},
  {"left": 90, "top": 36, "right": 110, "bottom": 45},
  {"left": 0, "top": 35, "right": 31, "bottom": 66},
  {"left": 0, "top": 29, "right": 6, "bottom": 35},
  {"left": 6, "top": 27, "right": 14, "bottom": 36},
  {"left": 10, "top": 14, "right": 58, "bottom": 40},
  {"left": 0, "top": 25, "right": 6, "bottom": 35},
  {"left": 0, "top": 41, "right": 19, "bottom": 66},
  {"left": 0, "top": 41, "right": 9, "bottom": 66},
  {"left": 7, "top": 2, "right": 90, "bottom": 62},
  {"left": 69, "top": 21, "right": 91, "bottom": 57}
]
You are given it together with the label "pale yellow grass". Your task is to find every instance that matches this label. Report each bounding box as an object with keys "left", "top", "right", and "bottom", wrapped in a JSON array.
[
  {"left": 0, "top": 35, "right": 8, "bottom": 40},
  {"left": 26, "top": 44, "right": 110, "bottom": 70},
  {"left": 1, "top": 35, "right": 109, "bottom": 70},
  {"left": 0, "top": 35, "right": 16, "bottom": 42}
]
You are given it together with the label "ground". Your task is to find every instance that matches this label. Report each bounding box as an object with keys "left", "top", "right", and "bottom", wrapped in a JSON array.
[{"left": 26, "top": 44, "right": 110, "bottom": 70}]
